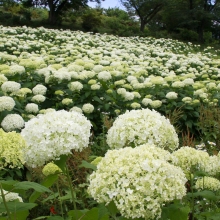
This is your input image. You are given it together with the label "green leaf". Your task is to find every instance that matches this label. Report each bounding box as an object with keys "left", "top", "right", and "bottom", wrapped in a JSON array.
[
  {"left": 81, "top": 207, "right": 99, "bottom": 220},
  {"left": 79, "top": 160, "right": 97, "bottom": 171},
  {"left": 193, "top": 190, "right": 218, "bottom": 201},
  {"left": 106, "top": 201, "right": 119, "bottom": 217},
  {"left": 160, "top": 203, "right": 190, "bottom": 220},
  {"left": 47, "top": 216, "right": 65, "bottom": 220},
  {"left": 54, "top": 154, "right": 68, "bottom": 172},
  {"left": 0, "top": 202, "right": 37, "bottom": 212},
  {"left": 68, "top": 210, "right": 86, "bottom": 220},
  {"left": 93, "top": 96, "right": 102, "bottom": 104},
  {"left": 29, "top": 175, "right": 58, "bottom": 203},
  {"left": 14, "top": 181, "right": 52, "bottom": 193},
  {"left": 0, "top": 210, "right": 29, "bottom": 220}
]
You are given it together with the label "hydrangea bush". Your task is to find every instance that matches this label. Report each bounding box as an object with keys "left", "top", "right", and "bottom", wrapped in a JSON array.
[
  {"left": 21, "top": 110, "right": 92, "bottom": 167},
  {"left": 106, "top": 108, "right": 179, "bottom": 151},
  {"left": 88, "top": 144, "right": 187, "bottom": 219}
]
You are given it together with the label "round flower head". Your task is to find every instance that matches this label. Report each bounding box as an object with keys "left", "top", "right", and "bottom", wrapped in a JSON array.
[
  {"left": 172, "top": 146, "right": 210, "bottom": 177},
  {"left": 97, "top": 71, "right": 112, "bottom": 81},
  {"left": 42, "top": 162, "right": 62, "bottom": 176},
  {"left": 62, "top": 98, "right": 73, "bottom": 105},
  {"left": 1, "top": 81, "right": 21, "bottom": 93},
  {"left": 68, "top": 81, "right": 83, "bottom": 92},
  {"left": 25, "top": 103, "right": 39, "bottom": 114},
  {"left": 88, "top": 144, "right": 186, "bottom": 219},
  {"left": 166, "top": 92, "right": 178, "bottom": 99},
  {"left": 149, "top": 100, "right": 162, "bottom": 108},
  {"left": 69, "top": 106, "right": 83, "bottom": 114},
  {"left": 107, "top": 108, "right": 178, "bottom": 151},
  {"left": 82, "top": 103, "right": 94, "bottom": 114},
  {"left": 0, "top": 190, "right": 23, "bottom": 203},
  {"left": 21, "top": 110, "right": 92, "bottom": 167},
  {"left": 1, "top": 114, "right": 25, "bottom": 132},
  {"left": 0, "top": 129, "right": 25, "bottom": 168},
  {"left": 0, "top": 96, "right": 15, "bottom": 112},
  {"left": 195, "top": 176, "right": 220, "bottom": 191},
  {"left": 31, "top": 94, "right": 46, "bottom": 103},
  {"left": 32, "top": 84, "right": 47, "bottom": 95}
]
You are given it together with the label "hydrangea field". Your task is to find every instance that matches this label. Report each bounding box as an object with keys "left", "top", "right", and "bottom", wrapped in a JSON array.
[{"left": 0, "top": 25, "right": 220, "bottom": 220}]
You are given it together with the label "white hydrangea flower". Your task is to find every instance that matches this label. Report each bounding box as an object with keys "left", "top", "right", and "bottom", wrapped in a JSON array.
[
  {"left": 172, "top": 146, "right": 210, "bottom": 177},
  {"left": 68, "top": 81, "right": 83, "bottom": 91},
  {"left": 32, "top": 84, "right": 47, "bottom": 95},
  {"left": 62, "top": 98, "right": 73, "bottom": 105},
  {"left": 182, "top": 97, "right": 192, "bottom": 104},
  {"left": 91, "top": 84, "right": 100, "bottom": 90},
  {"left": 117, "top": 88, "right": 126, "bottom": 95},
  {"left": 88, "top": 144, "right": 186, "bottom": 219},
  {"left": 149, "top": 100, "right": 162, "bottom": 108},
  {"left": 142, "top": 98, "right": 153, "bottom": 106},
  {"left": 97, "top": 71, "right": 112, "bottom": 81},
  {"left": 171, "top": 81, "right": 185, "bottom": 88},
  {"left": 123, "top": 92, "right": 135, "bottom": 101},
  {"left": 107, "top": 109, "right": 178, "bottom": 151},
  {"left": 0, "top": 190, "right": 23, "bottom": 203},
  {"left": 25, "top": 103, "right": 39, "bottom": 114},
  {"left": 195, "top": 177, "right": 220, "bottom": 191},
  {"left": 21, "top": 110, "right": 92, "bottom": 167},
  {"left": 1, "top": 81, "right": 21, "bottom": 93},
  {"left": 166, "top": 92, "right": 178, "bottom": 99},
  {"left": 131, "top": 102, "right": 141, "bottom": 109},
  {"left": 0, "top": 96, "right": 15, "bottom": 111},
  {"left": 182, "top": 78, "right": 194, "bottom": 86},
  {"left": 9, "top": 64, "right": 25, "bottom": 75},
  {"left": 1, "top": 114, "right": 25, "bottom": 131},
  {"left": 69, "top": 106, "right": 83, "bottom": 114},
  {"left": 31, "top": 94, "right": 46, "bottom": 103},
  {"left": 82, "top": 103, "right": 94, "bottom": 114}
]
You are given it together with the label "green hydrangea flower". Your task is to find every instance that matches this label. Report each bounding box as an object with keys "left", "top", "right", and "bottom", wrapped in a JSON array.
[
  {"left": 0, "top": 129, "right": 25, "bottom": 168},
  {"left": 42, "top": 162, "right": 62, "bottom": 176}
]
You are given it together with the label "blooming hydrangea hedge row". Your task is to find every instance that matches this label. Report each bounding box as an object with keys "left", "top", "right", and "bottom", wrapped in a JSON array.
[{"left": 0, "top": 25, "right": 220, "bottom": 133}]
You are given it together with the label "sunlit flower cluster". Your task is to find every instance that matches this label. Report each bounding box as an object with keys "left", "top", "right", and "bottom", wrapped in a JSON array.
[
  {"left": 21, "top": 110, "right": 92, "bottom": 167},
  {"left": 107, "top": 108, "right": 178, "bottom": 151},
  {"left": 1, "top": 114, "right": 25, "bottom": 131},
  {"left": 88, "top": 144, "right": 187, "bottom": 219},
  {"left": 195, "top": 176, "right": 220, "bottom": 191},
  {"left": 42, "top": 162, "right": 62, "bottom": 176},
  {"left": 0, "top": 129, "right": 25, "bottom": 168}
]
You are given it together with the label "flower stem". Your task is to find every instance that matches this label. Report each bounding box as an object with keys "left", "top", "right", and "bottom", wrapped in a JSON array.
[
  {"left": 0, "top": 183, "right": 12, "bottom": 220},
  {"left": 56, "top": 181, "right": 64, "bottom": 218},
  {"left": 65, "top": 163, "right": 77, "bottom": 211}
]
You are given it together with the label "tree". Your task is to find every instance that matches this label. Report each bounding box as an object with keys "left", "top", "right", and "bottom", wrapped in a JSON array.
[
  {"left": 20, "top": 0, "right": 104, "bottom": 24},
  {"left": 119, "top": 0, "right": 165, "bottom": 32},
  {"left": 160, "top": 0, "right": 220, "bottom": 43}
]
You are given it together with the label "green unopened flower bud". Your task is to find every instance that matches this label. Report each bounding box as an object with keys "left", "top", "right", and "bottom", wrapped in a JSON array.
[{"left": 42, "top": 162, "right": 62, "bottom": 176}]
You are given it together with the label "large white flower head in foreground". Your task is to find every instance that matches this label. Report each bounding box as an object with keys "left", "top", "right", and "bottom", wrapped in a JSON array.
[
  {"left": 21, "top": 110, "right": 92, "bottom": 168},
  {"left": 88, "top": 144, "right": 187, "bottom": 219},
  {"left": 106, "top": 108, "right": 178, "bottom": 151}
]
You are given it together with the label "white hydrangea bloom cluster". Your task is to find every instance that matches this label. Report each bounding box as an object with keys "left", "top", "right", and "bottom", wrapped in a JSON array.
[
  {"left": 1, "top": 81, "right": 21, "bottom": 93},
  {"left": 69, "top": 106, "right": 83, "bottom": 113},
  {"left": 31, "top": 94, "right": 46, "bottom": 103},
  {"left": 32, "top": 84, "right": 47, "bottom": 95},
  {"left": 1, "top": 114, "right": 25, "bottom": 132},
  {"left": 25, "top": 103, "right": 39, "bottom": 114},
  {"left": 172, "top": 146, "right": 210, "bottom": 177},
  {"left": 21, "top": 110, "right": 92, "bottom": 167},
  {"left": 107, "top": 109, "right": 178, "bottom": 151},
  {"left": 9, "top": 64, "right": 25, "bottom": 75},
  {"left": 68, "top": 81, "right": 83, "bottom": 91},
  {"left": 195, "top": 177, "right": 220, "bottom": 191},
  {"left": 166, "top": 92, "right": 178, "bottom": 99},
  {"left": 149, "top": 100, "right": 162, "bottom": 108},
  {"left": 61, "top": 98, "right": 73, "bottom": 105},
  {"left": 0, "top": 96, "right": 15, "bottom": 111},
  {"left": 82, "top": 103, "right": 94, "bottom": 114},
  {"left": 97, "top": 71, "right": 112, "bottom": 81},
  {"left": 88, "top": 144, "right": 187, "bottom": 219},
  {"left": 0, "top": 190, "right": 23, "bottom": 203}
]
